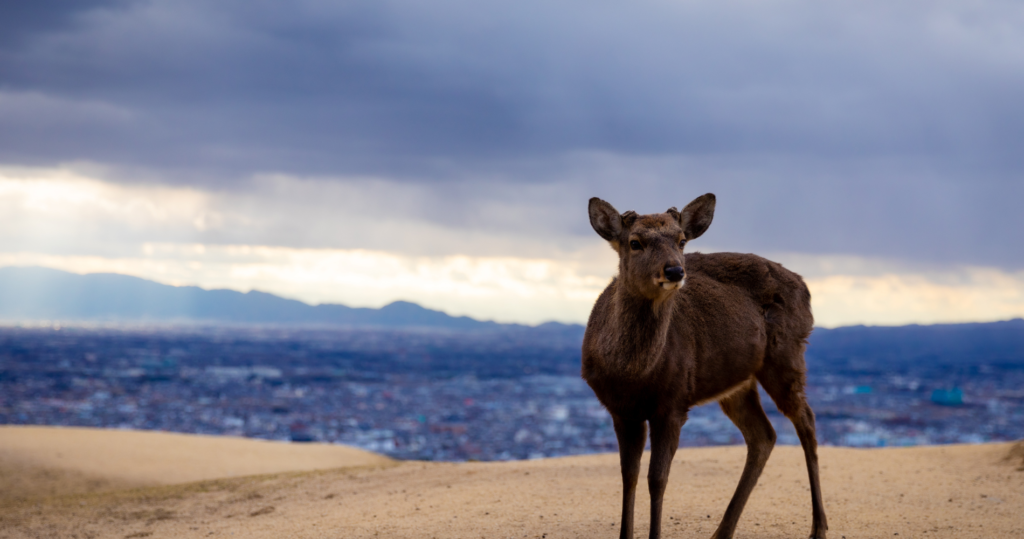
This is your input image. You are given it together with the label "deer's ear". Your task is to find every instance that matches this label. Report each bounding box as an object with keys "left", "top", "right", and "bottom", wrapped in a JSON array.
[
  {"left": 589, "top": 197, "right": 623, "bottom": 247},
  {"left": 678, "top": 193, "right": 716, "bottom": 240}
]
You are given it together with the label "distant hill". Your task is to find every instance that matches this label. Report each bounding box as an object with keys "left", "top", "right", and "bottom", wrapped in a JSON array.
[
  {"left": 0, "top": 266, "right": 540, "bottom": 330},
  {"left": 2, "top": 266, "right": 1021, "bottom": 369},
  {"left": 808, "top": 318, "right": 1024, "bottom": 370}
]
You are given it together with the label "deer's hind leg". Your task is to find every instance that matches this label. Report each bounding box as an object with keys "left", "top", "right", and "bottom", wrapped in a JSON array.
[
  {"left": 711, "top": 379, "right": 776, "bottom": 539},
  {"left": 758, "top": 366, "right": 828, "bottom": 539}
]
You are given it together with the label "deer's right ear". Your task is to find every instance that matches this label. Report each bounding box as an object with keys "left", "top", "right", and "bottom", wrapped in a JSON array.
[
  {"left": 589, "top": 197, "right": 623, "bottom": 248},
  {"left": 678, "top": 193, "right": 716, "bottom": 240}
]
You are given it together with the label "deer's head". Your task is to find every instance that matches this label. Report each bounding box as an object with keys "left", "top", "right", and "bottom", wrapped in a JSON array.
[{"left": 589, "top": 193, "right": 716, "bottom": 300}]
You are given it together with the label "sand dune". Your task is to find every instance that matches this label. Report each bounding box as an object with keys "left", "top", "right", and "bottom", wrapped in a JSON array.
[
  {"left": 0, "top": 426, "right": 390, "bottom": 500},
  {"left": 1007, "top": 440, "right": 1024, "bottom": 469},
  {"left": 1, "top": 428, "right": 1022, "bottom": 539}
]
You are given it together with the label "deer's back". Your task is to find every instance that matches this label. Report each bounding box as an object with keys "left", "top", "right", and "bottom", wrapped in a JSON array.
[
  {"left": 681, "top": 251, "right": 813, "bottom": 389},
  {"left": 683, "top": 251, "right": 813, "bottom": 334}
]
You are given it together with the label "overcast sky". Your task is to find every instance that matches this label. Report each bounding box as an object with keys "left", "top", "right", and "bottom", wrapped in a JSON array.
[{"left": 2, "top": 0, "right": 1023, "bottom": 325}]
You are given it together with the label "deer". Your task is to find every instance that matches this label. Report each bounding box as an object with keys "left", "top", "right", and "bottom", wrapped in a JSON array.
[{"left": 582, "top": 193, "right": 828, "bottom": 539}]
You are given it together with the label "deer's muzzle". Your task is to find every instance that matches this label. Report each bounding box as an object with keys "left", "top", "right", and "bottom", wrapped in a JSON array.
[{"left": 664, "top": 266, "right": 684, "bottom": 283}]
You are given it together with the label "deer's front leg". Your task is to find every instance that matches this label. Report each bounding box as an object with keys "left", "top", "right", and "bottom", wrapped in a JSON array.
[
  {"left": 613, "top": 417, "right": 647, "bottom": 539},
  {"left": 647, "top": 414, "right": 684, "bottom": 539}
]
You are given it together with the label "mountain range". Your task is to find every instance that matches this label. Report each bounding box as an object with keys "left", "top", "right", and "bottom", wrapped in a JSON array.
[
  {"left": 2, "top": 266, "right": 1022, "bottom": 369},
  {"left": 0, "top": 266, "right": 512, "bottom": 330}
]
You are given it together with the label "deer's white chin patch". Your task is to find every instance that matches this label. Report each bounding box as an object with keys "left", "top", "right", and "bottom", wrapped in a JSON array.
[{"left": 660, "top": 280, "right": 683, "bottom": 291}]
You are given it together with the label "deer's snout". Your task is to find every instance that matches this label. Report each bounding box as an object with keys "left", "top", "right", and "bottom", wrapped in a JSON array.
[{"left": 664, "top": 266, "right": 685, "bottom": 283}]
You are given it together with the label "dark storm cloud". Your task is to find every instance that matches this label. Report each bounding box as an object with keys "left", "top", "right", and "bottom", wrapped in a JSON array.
[
  {"left": 3, "top": 0, "right": 1023, "bottom": 171},
  {"left": 0, "top": 1, "right": 131, "bottom": 47},
  {"left": 2, "top": 0, "right": 1023, "bottom": 268}
]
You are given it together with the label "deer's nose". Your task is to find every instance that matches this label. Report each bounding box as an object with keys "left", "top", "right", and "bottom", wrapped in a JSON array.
[{"left": 664, "top": 265, "right": 685, "bottom": 283}]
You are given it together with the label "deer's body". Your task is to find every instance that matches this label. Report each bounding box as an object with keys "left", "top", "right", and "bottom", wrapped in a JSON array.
[
  {"left": 584, "top": 251, "right": 809, "bottom": 412},
  {"left": 583, "top": 196, "right": 827, "bottom": 539}
]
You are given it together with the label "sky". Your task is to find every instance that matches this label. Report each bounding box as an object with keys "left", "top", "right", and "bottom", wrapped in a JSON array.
[{"left": 1, "top": 0, "right": 1023, "bottom": 326}]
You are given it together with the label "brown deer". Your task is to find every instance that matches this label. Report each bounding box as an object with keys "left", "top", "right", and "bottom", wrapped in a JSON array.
[{"left": 582, "top": 193, "right": 827, "bottom": 539}]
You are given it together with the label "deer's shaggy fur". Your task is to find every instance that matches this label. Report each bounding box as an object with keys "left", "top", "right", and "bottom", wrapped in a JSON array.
[{"left": 582, "top": 194, "right": 827, "bottom": 539}]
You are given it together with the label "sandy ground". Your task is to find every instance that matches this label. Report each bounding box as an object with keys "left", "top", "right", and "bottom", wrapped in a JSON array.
[
  {"left": 0, "top": 426, "right": 390, "bottom": 500},
  {"left": 1, "top": 428, "right": 1022, "bottom": 539}
]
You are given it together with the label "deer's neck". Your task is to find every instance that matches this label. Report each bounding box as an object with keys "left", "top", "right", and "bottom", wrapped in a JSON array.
[{"left": 604, "top": 285, "right": 676, "bottom": 378}]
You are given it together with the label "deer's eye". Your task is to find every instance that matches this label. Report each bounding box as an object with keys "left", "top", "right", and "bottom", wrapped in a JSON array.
[
  {"left": 629, "top": 240, "right": 642, "bottom": 251},
  {"left": 679, "top": 239, "right": 687, "bottom": 248}
]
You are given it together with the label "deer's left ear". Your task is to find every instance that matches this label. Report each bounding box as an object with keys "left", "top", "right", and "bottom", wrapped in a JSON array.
[
  {"left": 677, "top": 193, "right": 715, "bottom": 240},
  {"left": 589, "top": 197, "right": 623, "bottom": 249}
]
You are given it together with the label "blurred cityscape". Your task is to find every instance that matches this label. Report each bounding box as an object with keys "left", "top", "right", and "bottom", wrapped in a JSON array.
[{"left": 2, "top": 324, "right": 1023, "bottom": 461}]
